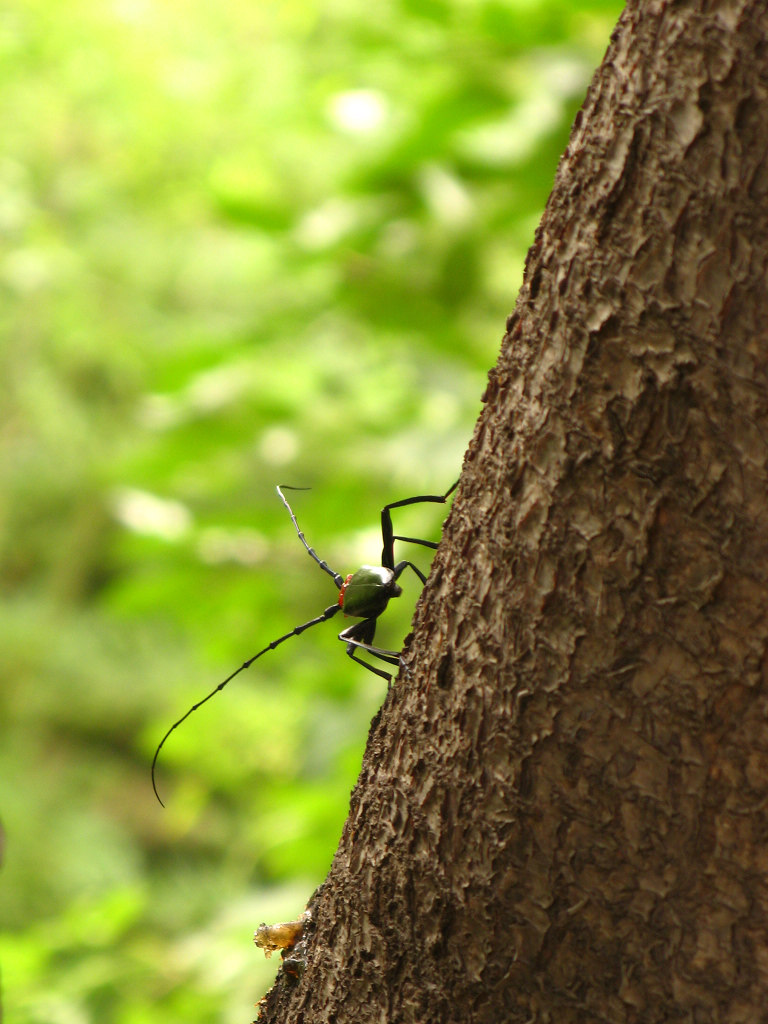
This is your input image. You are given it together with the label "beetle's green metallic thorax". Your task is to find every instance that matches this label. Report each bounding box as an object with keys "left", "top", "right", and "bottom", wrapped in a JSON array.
[{"left": 338, "top": 565, "right": 401, "bottom": 618}]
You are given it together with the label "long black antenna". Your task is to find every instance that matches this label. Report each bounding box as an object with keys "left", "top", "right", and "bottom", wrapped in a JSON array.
[
  {"left": 276, "top": 485, "right": 344, "bottom": 587},
  {"left": 152, "top": 486, "right": 344, "bottom": 806},
  {"left": 151, "top": 603, "right": 341, "bottom": 805}
]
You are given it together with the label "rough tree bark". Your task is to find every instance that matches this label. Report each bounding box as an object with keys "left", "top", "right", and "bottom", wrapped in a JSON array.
[{"left": 257, "top": 0, "right": 768, "bottom": 1020}]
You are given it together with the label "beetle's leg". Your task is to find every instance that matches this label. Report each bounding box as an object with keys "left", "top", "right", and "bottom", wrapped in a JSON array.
[
  {"left": 380, "top": 480, "right": 458, "bottom": 570},
  {"left": 392, "top": 559, "right": 427, "bottom": 585},
  {"left": 339, "top": 618, "right": 400, "bottom": 685}
]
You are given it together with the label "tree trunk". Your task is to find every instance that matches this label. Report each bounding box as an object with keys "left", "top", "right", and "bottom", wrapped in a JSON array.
[{"left": 257, "top": 0, "right": 768, "bottom": 1020}]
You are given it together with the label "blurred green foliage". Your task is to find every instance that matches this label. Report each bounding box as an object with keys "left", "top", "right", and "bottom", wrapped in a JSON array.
[{"left": 0, "top": 0, "right": 622, "bottom": 1019}]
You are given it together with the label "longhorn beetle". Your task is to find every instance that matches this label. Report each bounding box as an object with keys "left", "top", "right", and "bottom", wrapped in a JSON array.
[{"left": 151, "top": 479, "right": 458, "bottom": 805}]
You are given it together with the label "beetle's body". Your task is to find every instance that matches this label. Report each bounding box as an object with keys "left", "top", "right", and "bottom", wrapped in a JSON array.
[
  {"left": 152, "top": 479, "right": 458, "bottom": 804},
  {"left": 338, "top": 565, "right": 401, "bottom": 619}
]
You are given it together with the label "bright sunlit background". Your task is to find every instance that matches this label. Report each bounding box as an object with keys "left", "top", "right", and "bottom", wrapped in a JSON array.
[{"left": 1, "top": 0, "right": 622, "bottom": 1020}]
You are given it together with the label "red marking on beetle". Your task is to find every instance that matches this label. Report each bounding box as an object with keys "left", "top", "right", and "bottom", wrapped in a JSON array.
[{"left": 338, "top": 573, "right": 354, "bottom": 609}]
